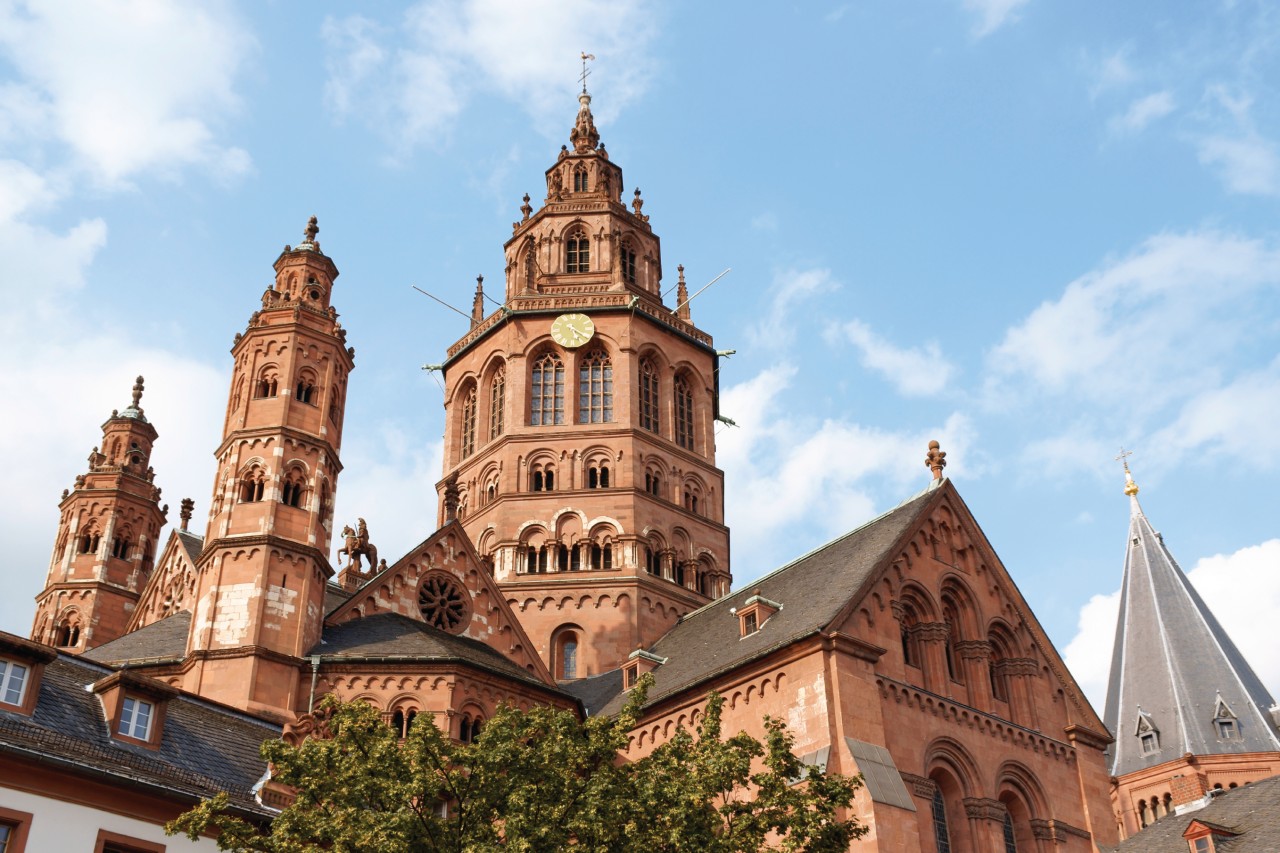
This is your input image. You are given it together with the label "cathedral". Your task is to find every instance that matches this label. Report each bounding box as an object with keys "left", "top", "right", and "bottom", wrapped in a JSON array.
[{"left": 4, "top": 86, "right": 1278, "bottom": 852}]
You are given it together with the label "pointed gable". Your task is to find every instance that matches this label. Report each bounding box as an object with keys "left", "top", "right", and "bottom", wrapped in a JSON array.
[
  {"left": 325, "top": 521, "right": 554, "bottom": 685},
  {"left": 1103, "top": 488, "right": 1280, "bottom": 776},
  {"left": 128, "top": 527, "right": 202, "bottom": 632}
]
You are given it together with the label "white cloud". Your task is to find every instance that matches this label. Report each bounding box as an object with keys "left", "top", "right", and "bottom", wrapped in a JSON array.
[
  {"left": 1194, "top": 86, "right": 1280, "bottom": 196},
  {"left": 331, "top": 426, "right": 445, "bottom": 569},
  {"left": 0, "top": 0, "right": 253, "bottom": 186},
  {"left": 1087, "top": 47, "right": 1136, "bottom": 98},
  {"left": 718, "top": 364, "right": 974, "bottom": 583},
  {"left": 1109, "top": 91, "right": 1175, "bottom": 134},
  {"left": 1065, "top": 540, "right": 1280, "bottom": 714},
  {"left": 988, "top": 231, "right": 1280, "bottom": 408},
  {"left": 322, "top": 0, "right": 657, "bottom": 155},
  {"left": 744, "top": 268, "right": 838, "bottom": 350},
  {"left": 1148, "top": 359, "right": 1280, "bottom": 469},
  {"left": 1196, "top": 131, "right": 1280, "bottom": 195},
  {"left": 827, "top": 318, "right": 956, "bottom": 397},
  {"left": 962, "top": 0, "right": 1030, "bottom": 38}
]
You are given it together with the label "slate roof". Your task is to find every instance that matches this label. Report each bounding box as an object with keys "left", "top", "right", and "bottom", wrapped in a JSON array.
[
  {"left": 598, "top": 485, "right": 938, "bottom": 715},
  {"left": 1106, "top": 774, "right": 1280, "bottom": 852},
  {"left": 83, "top": 611, "right": 191, "bottom": 666},
  {"left": 1103, "top": 491, "right": 1280, "bottom": 776},
  {"left": 324, "top": 582, "right": 353, "bottom": 615},
  {"left": 0, "top": 640, "right": 278, "bottom": 816},
  {"left": 562, "top": 669, "right": 625, "bottom": 716},
  {"left": 315, "top": 612, "right": 568, "bottom": 696},
  {"left": 176, "top": 529, "right": 203, "bottom": 561}
]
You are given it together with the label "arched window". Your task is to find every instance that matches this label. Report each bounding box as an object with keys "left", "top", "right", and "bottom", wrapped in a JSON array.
[
  {"left": 240, "top": 466, "right": 266, "bottom": 503},
  {"left": 79, "top": 530, "right": 100, "bottom": 554},
  {"left": 556, "top": 630, "right": 580, "bottom": 679},
  {"left": 489, "top": 366, "right": 505, "bottom": 440},
  {"left": 391, "top": 710, "right": 406, "bottom": 737},
  {"left": 56, "top": 615, "right": 81, "bottom": 648},
  {"left": 620, "top": 240, "right": 637, "bottom": 285},
  {"left": 590, "top": 543, "right": 613, "bottom": 570},
  {"left": 674, "top": 375, "right": 694, "bottom": 450},
  {"left": 931, "top": 788, "right": 951, "bottom": 853},
  {"left": 525, "top": 545, "right": 549, "bottom": 574},
  {"left": 460, "top": 713, "right": 483, "bottom": 743},
  {"left": 231, "top": 377, "right": 245, "bottom": 411},
  {"left": 1002, "top": 813, "right": 1017, "bottom": 853},
  {"left": 645, "top": 469, "right": 662, "bottom": 497},
  {"left": 565, "top": 229, "right": 590, "bottom": 273},
  {"left": 573, "top": 166, "right": 588, "bottom": 193},
  {"left": 255, "top": 371, "right": 278, "bottom": 399},
  {"left": 639, "top": 358, "right": 659, "bottom": 432},
  {"left": 328, "top": 385, "right": 341, "bottom": 425},
  {"left": 531, "top": 467, "right": 555, "bottom": 492},
  {"left": 587, "top": 464, "right": 610, "bottom": 488},
  {"left": 645, "top": 546, "right": 661, "bottom": 576},
  {"left": 523, "top": 242, "right": 536, "bottom": 292},
  {"left": 531, "top": 353, "right": 565, "bottom": 426},
  {"left": 461, "top": 386, "right": 477, "bottom": 459},
  {"left": 110, "top": 534, "right": 130, "bottom": 560},
  {"left": 295, "top": 374, "right": 316, "bottom": 404},
  {"left": 281, "top": 469, "right": 305, "bottom": 508},
  {"left": 578, "top": 350, "right": 613, "bottom": 423}
]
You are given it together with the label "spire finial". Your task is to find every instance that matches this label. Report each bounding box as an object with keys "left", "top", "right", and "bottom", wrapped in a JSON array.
[
  {"left": 1116, "top": 448, "right": 1139, "bottom": 496},
  {"left": 179, "top": 497, "right": 194, "bottom": 531},
  {"left": 925, "top": 440, "right": 947, "bottom": 480},
  {"left": 676, "top": 265, "right": 691, "bottom": 321},
  {"left": 131, "top": 375, "right": 144, "bottom": 409},
  {"left": 471, "top": 275, "right": 485, "bottom": 326},
  {"left": 579, "top": 52, "right": 595, "bottom": 94},
  {"left": 302, "top": 215, "right": 320, "bottom": 250},
  {"left": 570, "top": 55, "right": 600, "bottom": 152}
]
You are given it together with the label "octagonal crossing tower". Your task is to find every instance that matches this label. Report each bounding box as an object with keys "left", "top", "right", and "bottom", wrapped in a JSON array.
[
  {"left": 184, "top": 218, "right": 354, "bottom": 717},
  {"left": 436, "top": 89, "right": 732, "bottom": 681}
]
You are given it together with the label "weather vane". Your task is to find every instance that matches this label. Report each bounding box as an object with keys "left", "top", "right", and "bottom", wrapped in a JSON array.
[{"left": 580, "top": 52, "right": 595, "bottom": 93}]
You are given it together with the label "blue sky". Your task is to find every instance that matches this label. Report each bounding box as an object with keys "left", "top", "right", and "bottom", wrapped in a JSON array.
[{"left": 2, "top": 0, "right": 1278, "bottom": 711}]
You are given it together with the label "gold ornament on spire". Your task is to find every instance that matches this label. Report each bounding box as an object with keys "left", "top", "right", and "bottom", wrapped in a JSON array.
[{"left": 1116, "top": 448, "right": 1139, "bottom": 496}]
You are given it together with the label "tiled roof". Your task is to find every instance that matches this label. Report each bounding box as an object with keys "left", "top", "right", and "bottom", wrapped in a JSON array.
[
  {"left": 1108, "top": 775, "right": 1280, "bottom": 852},
  {"left": 598, "top": 486, "right": 938, "bottom": 715},
  {"left": 1104, "top": 494, "right": 1280, "bottom": 776},
  {"left": 315, "top": 612, "right": 568, "bottom": 696},
  {"left": 0, "top": 644, "right": 278, "bottom": 816},
  {"left": 83, "top": 611, "right": 191, "bottom": 666}
]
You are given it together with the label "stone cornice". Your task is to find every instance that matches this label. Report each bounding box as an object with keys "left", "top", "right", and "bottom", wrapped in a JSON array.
[
  {"left": 197, "top": 535, "right": 334, "bottom": 579},
  {"left": 963, "top": 796, "right": 1007, "bottom": 821},
  {"left": 899, "top": 771, "right": 936, "bottom": 799},
  {"left": 821, "top": 631, "right": 887, "bottom": 663}
]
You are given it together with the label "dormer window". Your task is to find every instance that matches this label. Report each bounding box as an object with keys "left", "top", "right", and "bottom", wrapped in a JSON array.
[
  {"left": 0, "top": 659, "right": 29, "bottom": 707},
  {"left": 119, "top": 696, "right": 154, "bottom": 740},
  {"left": 625, "top": 648, "right": 666, "bottom": 689},
  {"left": 91, "top": 670, "right": 176, "bottom": 750},
  {"left": 1135, "top": 707, "right": 1160, "bottom": 755},
  {"left": 1213, "top": 694, "right": 1239, "bottom": 740},
  {"left": 0, "top": 634, "right": 55, "bottom": 716},
  {"left": 735, "top": 590, "right": 781, "bottom": 639}
]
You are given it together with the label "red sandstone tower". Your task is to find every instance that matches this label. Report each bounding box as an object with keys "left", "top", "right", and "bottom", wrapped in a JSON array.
[
  {"left": 436, "top": 90, "right": 731, "bottom": 680},
  {"left": 32, "top": 378, "right": 167, "bottom": 651},
  {"left": 183, "top": 217, "right": 354, "bottom": 717}
]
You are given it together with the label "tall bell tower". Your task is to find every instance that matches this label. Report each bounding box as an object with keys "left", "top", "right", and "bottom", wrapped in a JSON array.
[
  {"left": 184, "top": 217, "right": 354, "bottom": 717},
  {"left": 32, "top": 378, "right": 167, "bottom": 652},
  {"left": 437, "top": 88, "right": 732, "bottom": 680}
]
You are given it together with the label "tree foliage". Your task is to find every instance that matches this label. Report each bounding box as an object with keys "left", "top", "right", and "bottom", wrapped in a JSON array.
[{"left": 169, "top": 678, "right": 865, "bottom": 852}]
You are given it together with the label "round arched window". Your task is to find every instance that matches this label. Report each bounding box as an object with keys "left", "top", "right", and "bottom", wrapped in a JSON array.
[{"left": 418, "top": 573, "right": 470, "bottom": 633}]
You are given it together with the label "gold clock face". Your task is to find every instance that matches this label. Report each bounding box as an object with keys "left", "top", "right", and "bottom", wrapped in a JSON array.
[{"left": 550, "top": 313, "right": 595, "bottom": 348}]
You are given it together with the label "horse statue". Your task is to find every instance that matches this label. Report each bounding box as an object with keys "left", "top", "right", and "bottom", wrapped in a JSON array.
[{"left": 337, "top": 517, "right": 378, "bottom": 574}]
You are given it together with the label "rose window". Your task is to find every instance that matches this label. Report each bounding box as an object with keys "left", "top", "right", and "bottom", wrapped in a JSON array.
[{"left": 418, "top": 574, "right": 469, "bottom": 633}]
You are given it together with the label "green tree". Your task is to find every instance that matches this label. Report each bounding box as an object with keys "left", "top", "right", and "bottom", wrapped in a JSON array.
[{"left": 170, "top": 678, "right": 865, "bottom": 852}]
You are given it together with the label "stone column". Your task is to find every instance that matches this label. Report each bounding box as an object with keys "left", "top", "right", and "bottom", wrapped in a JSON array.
[
  {"left": 1002, "top": 658, "right": 1040, "bottom": 728},
  {"left": 955, "top": 639, "right": 994, "bottom": 709},
  {"left": 963, "top": 798, "right": 1007, "bottom": 852},
  {"left": 913, "top": 622, "right": 951, "bottom": 694}
]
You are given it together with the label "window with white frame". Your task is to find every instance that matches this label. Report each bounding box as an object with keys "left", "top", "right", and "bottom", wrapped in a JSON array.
[
  {"left": 0, "top": 659, "right": 28, "bottom": 707},
  {"left": 119, "top": 696, "right": 154, "bottom": 740}
]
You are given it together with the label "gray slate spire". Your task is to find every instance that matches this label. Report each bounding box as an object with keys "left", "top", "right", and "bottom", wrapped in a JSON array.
[{"left": 1103, "top": 468, "right": 1280, "bottom": 776}]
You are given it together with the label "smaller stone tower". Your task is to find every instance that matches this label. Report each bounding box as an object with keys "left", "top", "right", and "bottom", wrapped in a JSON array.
[
  {"left": 33, "top": 377, "right": 167, "bottom": 651},
  {"left": 183, "top": 217, "right": 354, "bottom": 718}
]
